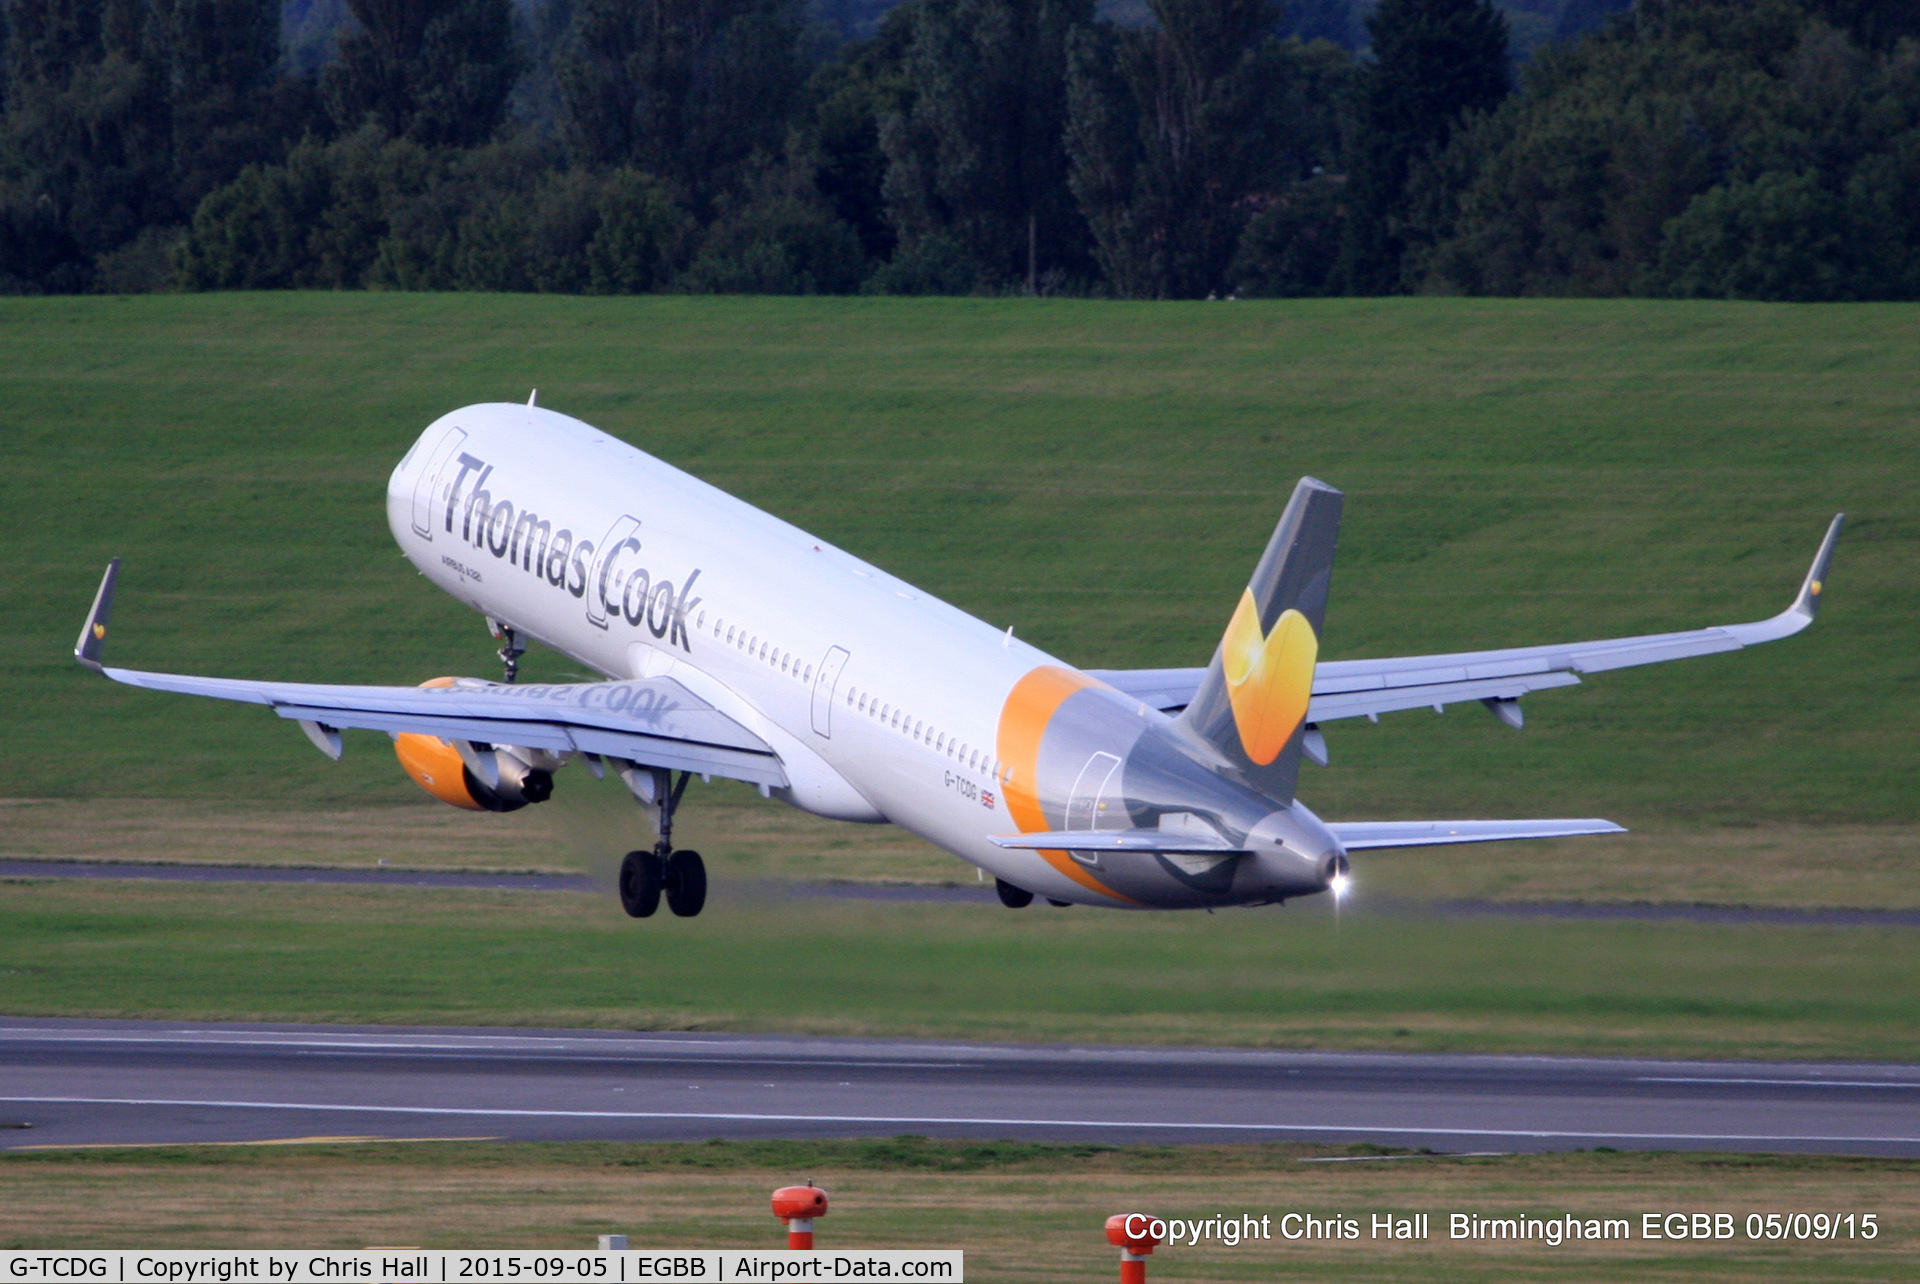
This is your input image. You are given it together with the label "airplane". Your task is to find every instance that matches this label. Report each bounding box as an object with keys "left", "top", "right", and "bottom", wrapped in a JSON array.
[{"left": 72, "top": 398, "right": 1843, "bottom": 917}]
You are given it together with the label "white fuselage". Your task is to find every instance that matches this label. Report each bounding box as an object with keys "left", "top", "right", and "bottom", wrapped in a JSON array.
[{"left": 386, "top": 403, "right": 1333, "bottom": 907}]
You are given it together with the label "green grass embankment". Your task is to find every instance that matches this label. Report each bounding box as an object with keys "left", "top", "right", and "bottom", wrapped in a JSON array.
[
  {"left": 3, "top": 294, "right": 1913, "bottom": 831},
  {"left": 2, "top": 878, "right": 1916, "bottom": 1061}
]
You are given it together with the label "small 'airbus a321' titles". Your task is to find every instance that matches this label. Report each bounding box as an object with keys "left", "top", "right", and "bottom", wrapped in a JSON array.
[{"left": 74, "top": 398, "right": 1843, "bottom": 918}]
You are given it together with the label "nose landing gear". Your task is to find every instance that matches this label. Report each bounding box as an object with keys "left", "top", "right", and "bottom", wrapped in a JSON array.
[
  {"left": 487, "top": 618, "right": 526, "bottom": 684},
  {"left": 618, "top": 767, "right": 706, "bottom": 918}
]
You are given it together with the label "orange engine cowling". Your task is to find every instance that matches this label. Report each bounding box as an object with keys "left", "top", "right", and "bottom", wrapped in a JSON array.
[{"left": 393, "top": 678, "right": 556, "bottom": 813}]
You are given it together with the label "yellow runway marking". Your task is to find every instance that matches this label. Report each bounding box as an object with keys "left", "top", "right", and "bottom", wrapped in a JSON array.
[{"left": 10, "top": 1135, "right": 499, "bottom": 1151}]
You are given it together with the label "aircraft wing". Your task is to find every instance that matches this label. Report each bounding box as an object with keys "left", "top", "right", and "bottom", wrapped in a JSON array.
[
  {"left": 1328, "top": 819, "right": 1624, "bottom": 849},
  {"left": 1091, "top": 514, "right": 1842, "bottom": 725},
  {"left": 992, "top": 819, "right": 1624, "bottom": 855},
  {"left": 72, "top": 561, "right": 786, "bottom": 788}
]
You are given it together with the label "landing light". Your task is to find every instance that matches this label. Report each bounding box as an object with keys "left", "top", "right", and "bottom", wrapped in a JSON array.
[{"left": 1329, "top": 873, "right": 1351, "bottom": 899}]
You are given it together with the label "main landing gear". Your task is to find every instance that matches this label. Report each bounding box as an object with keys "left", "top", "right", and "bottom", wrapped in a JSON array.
[
  {"left": 619, "top": 768, "right": 706, "bottom": 919},
  {"left": 995, "top": 877, "right": 1072, "bottom": 909}
]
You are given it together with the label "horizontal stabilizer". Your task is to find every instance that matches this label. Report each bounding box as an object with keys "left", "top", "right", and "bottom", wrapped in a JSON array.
[
  {"left": 990, "top": 829, "right": 1244, "bottom": 855},
  {"left": 1329, "top": 819, "right": 1625, "bottom": 850}
]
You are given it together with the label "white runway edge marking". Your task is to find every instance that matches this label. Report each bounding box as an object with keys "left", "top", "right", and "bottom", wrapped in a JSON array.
[
  {"left": 0, "top": 1031, "right": 964, "bottom": 1068},
  {"left": 1639, "top": 1077, "right": 1920, "bottom": 1089},
  {"left": 4, "top": 1097, "right": 1917, "bottom": 1147}
]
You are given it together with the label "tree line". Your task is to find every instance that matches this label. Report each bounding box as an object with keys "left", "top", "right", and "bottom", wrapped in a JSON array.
[{"left": 2, "top": 0, "right": 1916, "bottom": 299}]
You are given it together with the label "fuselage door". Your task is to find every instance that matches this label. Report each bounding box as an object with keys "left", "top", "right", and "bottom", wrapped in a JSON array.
[
  {"left": 811, "top": 646, "right": 850, "bottom": 737},
  {"left": 410, "top": 426, "right": 469, "bottom": 540},
  {"left": 584, "top": 515, "right": 642, "bottom": 629},
  {"left": 1064, "top": 751, "right": 1124, "bottom": 832}
]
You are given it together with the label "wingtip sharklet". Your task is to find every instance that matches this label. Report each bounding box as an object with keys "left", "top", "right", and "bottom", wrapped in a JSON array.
[
  {"left": 1791, "top": 512, "right": 1845, "bottom": 621},
  {"left": 1716, "top": 512, "right": 1844, "bottom": 649},
  {"left": 73, "top": 558, "right": 121, "bottom": 673}
]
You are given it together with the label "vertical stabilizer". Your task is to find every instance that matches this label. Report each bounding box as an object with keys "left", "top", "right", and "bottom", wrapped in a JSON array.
[{"left": 1179, "top": 477, "right": 1342, "bottom": 804}]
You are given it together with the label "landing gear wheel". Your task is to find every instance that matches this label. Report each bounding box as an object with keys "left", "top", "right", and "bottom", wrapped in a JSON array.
[
  {"left": 665, "top": 849, "right": 707, "bottom": 918},
  {"left": 619, "top": 849, "right": 662, "bottom": 918},
  {"left": 995, "top": 878, "right": 1034, "bottom": 908},
  {"left": 1046, "top": 898, "right": 1071, "bottom": 907}
]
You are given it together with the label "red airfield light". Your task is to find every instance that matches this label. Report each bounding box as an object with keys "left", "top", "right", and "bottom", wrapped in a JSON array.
[
  {"left": 1105, "top": 1213, "right": 1160, "bottom": 1284},
  {"left": 772, "top": 1183, "right": 830, "bottom": 1249}
]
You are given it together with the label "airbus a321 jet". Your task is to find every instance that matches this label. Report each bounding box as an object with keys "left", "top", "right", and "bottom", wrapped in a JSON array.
[{"left": 74, "top": 400, "right": 1843, "bottom": 918}]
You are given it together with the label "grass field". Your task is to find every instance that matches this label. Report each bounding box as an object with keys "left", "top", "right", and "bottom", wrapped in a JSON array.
[
  {"left": 3, "top": 877, "right": 1916, "bottom": 1059},
  {"left": 4, "top": 294, "right": 1915, "bottom": 840},
  {"left": 3, "top": 1139, "right": 1914, "bottom": 1280},
  {"left": 7, "top": 786, "right": 1920, "bottom": 909}
]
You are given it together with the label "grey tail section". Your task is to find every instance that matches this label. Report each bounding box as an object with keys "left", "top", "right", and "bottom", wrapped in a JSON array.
[
  {"left": 75, "top": 559, "right": 121, "bottom": 672},
  {"left": 1178, "top": 477, "right": 1343, "bottom": 805}
]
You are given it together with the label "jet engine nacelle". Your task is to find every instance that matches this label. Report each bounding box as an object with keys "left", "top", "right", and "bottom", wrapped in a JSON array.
[{"left": 393, "top": 678, "right": 562, "bottom": 812}]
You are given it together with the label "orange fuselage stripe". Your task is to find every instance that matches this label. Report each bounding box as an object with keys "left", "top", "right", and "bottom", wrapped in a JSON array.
[{"left": 996, "top": 666, "right": 1140, "bottom": 905}]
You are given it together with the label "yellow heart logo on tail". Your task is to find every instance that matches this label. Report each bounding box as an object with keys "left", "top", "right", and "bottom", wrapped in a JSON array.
[
  {"left": 1220, "top": 590, "right": 1317, "bottom": 766},
  {"left": 92, "top": 623, "right": 106, "bottom": 640}
]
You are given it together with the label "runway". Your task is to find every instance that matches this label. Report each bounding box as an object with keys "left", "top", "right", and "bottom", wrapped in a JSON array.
[{"left": 2, "top": 1018, "right": 1916, "bottom": 1157}]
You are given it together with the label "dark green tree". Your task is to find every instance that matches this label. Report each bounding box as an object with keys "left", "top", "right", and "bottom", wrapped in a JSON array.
[
  {"left": 0, "top": 0, "right": 172, "bottom": 288},
  {"left": 183, "top": 131, "right": 702, "bottom": 292},
  {"left": 1402, "top": 0, "right": 1920, "bottom": 301},
  {"left": 1066, "top": 0, "right": 1338, "bottom": 298},
  {"left": 1810, "top": 0, "right": 1920, "bottom": 48},
  {"left": 321, "top": 0, "right": 520, "bottom": 147},
  {"left": 554, "top": 0, "right": 805, "bottom": 211},
  {"left": 161, "top": 0, "right": 286, "bottom": 210},
  {"left": 877, "top": 0, "right": 1092, "bottom": 292},
  {"left": 794, "top": 6, "right": 916, "bottom": 263},
  {"left": 1333, "top": 0, "right": 1508, "bottom": 294}
]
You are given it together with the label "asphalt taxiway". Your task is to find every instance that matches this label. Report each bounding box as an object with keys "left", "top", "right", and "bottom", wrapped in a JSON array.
[{"left": 2, "top": 1018, "right": 1915, "bottom": 1156}]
